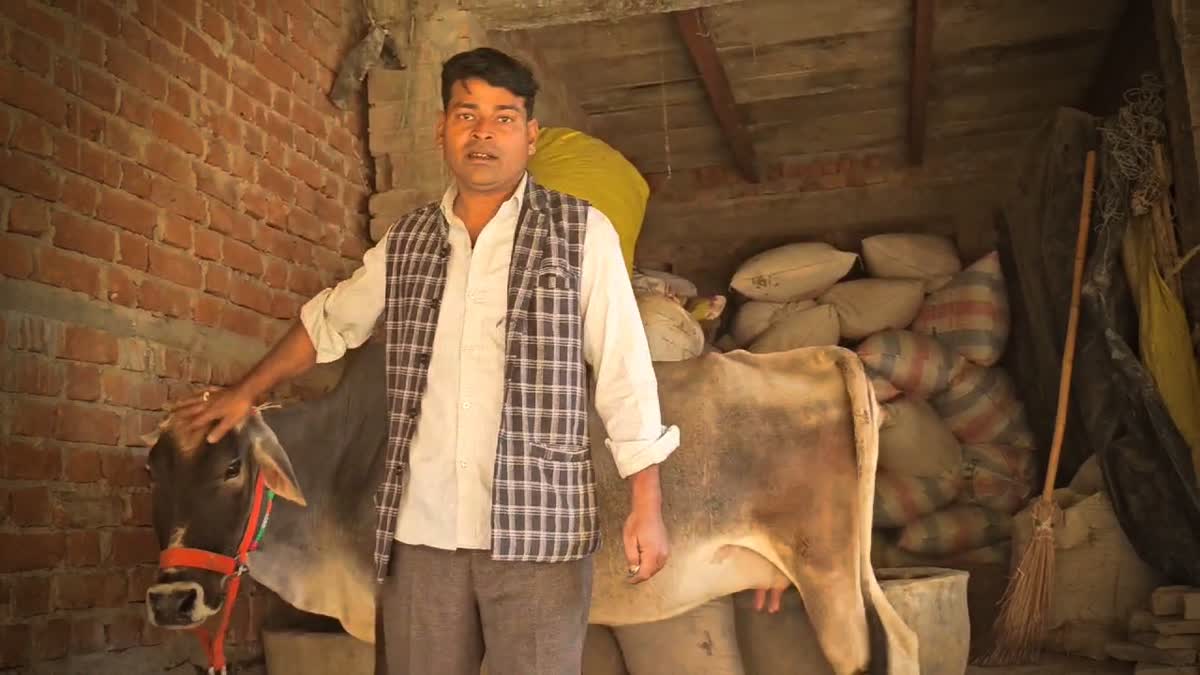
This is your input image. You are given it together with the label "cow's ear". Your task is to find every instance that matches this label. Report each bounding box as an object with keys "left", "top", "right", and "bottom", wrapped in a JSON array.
[{"left": 246, "top": 414, "right": 307, "bottom": 506}]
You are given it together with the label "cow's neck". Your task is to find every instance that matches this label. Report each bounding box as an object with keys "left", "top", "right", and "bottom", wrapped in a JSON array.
[{"left": 245, "top": 348, "right": 389, "bottom": 643}]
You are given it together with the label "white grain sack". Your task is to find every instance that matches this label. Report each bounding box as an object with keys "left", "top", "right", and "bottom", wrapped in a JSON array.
[
  {"left": 637, "top": 293, "right": 705, "bottom": 361},
  {"left": 879, "top": 397, "right": 963, "bottom": 477},
  {"left": 861, "top": 233, "right": 962, "bottom": 288},
  {"left": 729, "top": 242, "right": 857, "bottom": 302},
  {"left": 818, "top": 278, "right": 925, "bottom": 340},
  {"left": 731, "top": 299, "right": 817, "bottom": 346},
  {"left": 633, "top": 268, "right": 698, "bottom": 299},
  {"left": 747, "top": 304, "right": 840, "bottom": 353}
]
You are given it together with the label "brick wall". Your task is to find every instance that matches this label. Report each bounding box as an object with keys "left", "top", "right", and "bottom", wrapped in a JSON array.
[{"left": 0, "top": 1, "right": 372, "bottom": 671}]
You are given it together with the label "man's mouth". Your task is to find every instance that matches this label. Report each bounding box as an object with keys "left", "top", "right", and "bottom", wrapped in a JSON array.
[{"left": 467, "top": 151, "right": 497, "bottom": 161}]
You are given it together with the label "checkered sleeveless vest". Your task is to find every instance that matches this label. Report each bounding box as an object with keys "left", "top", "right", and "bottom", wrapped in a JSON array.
[{"left": 371, "top": 177, "right": 596, "bottom": 581}]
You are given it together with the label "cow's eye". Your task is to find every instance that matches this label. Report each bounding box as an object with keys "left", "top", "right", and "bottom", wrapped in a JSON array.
[{"left": 225, "top": 458, "right": 242, "bottom": 480}]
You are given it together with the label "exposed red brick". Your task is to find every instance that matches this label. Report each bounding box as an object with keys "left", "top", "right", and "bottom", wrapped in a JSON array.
[
  {"left": 148, "top": 244, "right": 202, "bottom": 288},
  {"left": 105, "top": 265, "right": 138, "bottom": 308},
  {"left": 70, "top": 617, "right": 106, "bottom": 654},
  {"left": 262, "top": 257, "right": 288, "bottom": 289},
  {"left": 127, "top": 491, "right": 154, "bottom": 527},
  {"left": 11, "top": 486, "right": 52, "bottom": 526},
  {"left": 0, "top": 150, "right": 62, "bottom": 201},
  {"left": 10, "top": 28, "right": 51, "bottom": 76},
  {"left": 289, "top": 265, "right": 322, "bottom": 297},
  {"left": 195, "top": 295, "right": 223, "bottom": 327},
  {"left": 286, "top": 208, "right": 322, "bottom": 243},
  {"left": 59, "top": 174, "right": 101, "bottom": 216},
  {"left": 261, "top": 109, "right": 293, "bottom": 146},
  {"left": 2, "top": 351, "right": 64, "bottom": 396},
  {"left": 254, "top": 44, "right": 293, "bottom": 90},
  {"left": 272, "top": 89, "right": 292, "bottom": 117},
  {"left": 9, "top": 196, "right": 51, "bottom": 235},
  {"left": 79, "top": 143, "right": 122, "bottom": 187},
  {"left": 119, "top": 160, "right": 154, "bottom": 199},
  {"left": 62, "top": 325, "right": 118, "bottom": 364},
  {"left": 65, "top": 447, "right": 103, "bottom": 482},
  {"left": 0, "top": 233, "right": 36, "bottom": 279},
  {"left": 1, "top": 439, "right": 62, "bottom": 479},
  {"left": 12, "top": 115, "right": 53, "bottom": 157},
  {"left": 0, "top": 624, "right": 32, "bottom": 668},
  {"left": 194, "top": 228, "right": 222, "bottom": 261},
  {"left": 97, "top": 187, "right": 157, "bottom": 236},
  {"left": 110, "top": 529, "right": 158, "bottom": 565},
  {"left": 149, "top": 108, "right": 205, "bottom": 157},
  {"left": 142, "top": 140, "right": 194, "bottom": 184},
  {"left": 66, "top": 530, "right": 102, "bottom": 567},
  {"left": 106, "top": 42, "right": 167, "bottom": 99},
  {"left": 53, "top": 489, "right": 125, "bottom": 529},
  {"left": 0, "top": 64, "right": 68, "bottom": 126},
  {"left": 84, "top": 1, "right": 121, "bottom": 36},
  {"left": 102, "top": 370, "right": 168, "bottom": 411},
  {"left": 223, "top": 239, "right": 263, "bottom": 275},
  {"left": 119, "top": 231, "right": 151, "bottom": 271},
  {"left": 196, "top": 162, "right": 240, "bottom": 209},
  {"left": 34, "top": 248, "right": 103, "bottom": 299},
  {"left": 204, "top": 263, "right": 231, "bottom": 298},
  {"left": 52, "top": 211, "right": 117, "bottom": 260},
  {"left": 121, "top": 410, "right": 161, "bottom": 448},
  {"left": 183, "top": 25, "right": 227, "bottom": 76},
  {"left": 139, "top": 278, "right": 192, "bottom": 319},
  {"left": 117, "top": 89, "right": 154, "bottom": 129},
  {"left": 33, "top": 618, "right": 69, "bottom": 661},
  {"left": 55, "top": 571, "right": 127, "bottom": 609},
  {"left": 13, "top": 576, "right": 51, "bottom": 617},
  {"left": 103, "top": 450, "right": 150, "bottom": 487},
  {"left": 65, "top": 362, "right": 102, "bottom": 401},
  {"left": 55, "top": 402, "right": 121, "bottom": 444},
  {"left": 127, "top": 566, "right": 158, "bottom": 603},
  {"left": 150, "top": 175, "right": 207, "bottom": 222},
  {"left": 231, "top": 61, "right": 272, "bottom": 106},
  {"left": 166, "top": 80, "right": 193, "bottom": 117},
  {"left": 230, "top": 277, "right": 273, "bottom": 314},
  {"left": 221, "top": 304, "right": 263, "bottom": 340},
  {"left": 161, "top": 214, "right": 195, "bottom": 249},
  {"left": 270, "top": 291, "right": 301, "bottom": 320},
  {"left": 241, "top": 185, "right": 269, "bottom": 219},
  {"left": 0, "top": 533, "right": 65, "bottom": 572},
  {"left": 13, "top": 2, "right": 67, "bottom": 42}
]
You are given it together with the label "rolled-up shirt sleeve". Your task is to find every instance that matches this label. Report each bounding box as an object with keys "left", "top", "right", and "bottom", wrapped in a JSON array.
[
  {"left": 298, "top": 225, "right": 390, "bottom": 364},
  {"left": 580, "top": 207, "right": 681, "bottom": 479}
]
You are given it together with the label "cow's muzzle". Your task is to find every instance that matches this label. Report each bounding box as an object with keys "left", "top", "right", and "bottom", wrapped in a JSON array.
[{"left": 146, "top": 581, "right": 218, "bottom": 628}]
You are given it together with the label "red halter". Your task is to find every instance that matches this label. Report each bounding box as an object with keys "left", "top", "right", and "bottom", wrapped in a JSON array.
[{"left": 158, "top": 474, "right": 274, "bottom": 675}]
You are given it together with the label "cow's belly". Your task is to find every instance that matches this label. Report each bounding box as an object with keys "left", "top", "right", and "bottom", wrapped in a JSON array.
[{"left": 587, "top": 534, "right": 789, "bottom": 626}]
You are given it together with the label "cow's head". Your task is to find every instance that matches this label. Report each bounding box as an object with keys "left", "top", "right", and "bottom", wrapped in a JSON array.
[{"left": 143, "top": 410, "right": 306, "bottom": 630}]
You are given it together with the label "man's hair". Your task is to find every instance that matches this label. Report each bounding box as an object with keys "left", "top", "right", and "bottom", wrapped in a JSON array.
[{"left": 441, "top": 47, "right": 539, "bottom": 118}]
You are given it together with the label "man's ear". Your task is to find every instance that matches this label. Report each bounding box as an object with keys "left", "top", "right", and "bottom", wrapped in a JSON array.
[
  {"left": 436, "top": 111, "right": 446, "bottom": 147},
  {"left": 246, "top": 412, "right": 307, "bottom": 506},
  {"left": 527, "top": 117, "right": 540, "bottom": 156}
]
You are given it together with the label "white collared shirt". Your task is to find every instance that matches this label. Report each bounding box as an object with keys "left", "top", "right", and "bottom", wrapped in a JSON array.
[{"left": 299, "top": 174, "right": 679, "bottom": 550}]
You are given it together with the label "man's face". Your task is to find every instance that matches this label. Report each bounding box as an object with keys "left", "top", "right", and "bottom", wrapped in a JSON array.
[{"left": 438, "top": 77, "right": 538, "bottom": 196}]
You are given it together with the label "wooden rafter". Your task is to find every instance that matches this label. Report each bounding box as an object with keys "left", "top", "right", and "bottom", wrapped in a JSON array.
[
  {"left": 908, "top": 0, "right": 935, "bottom": 165},
  {"left": 673, "top": 8, "right": 761, "bottom": 183}
]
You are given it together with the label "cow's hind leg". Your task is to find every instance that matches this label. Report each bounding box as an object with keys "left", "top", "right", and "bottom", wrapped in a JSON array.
[{"left": 791, "top": 560, "right": 871, "bottom": 675}]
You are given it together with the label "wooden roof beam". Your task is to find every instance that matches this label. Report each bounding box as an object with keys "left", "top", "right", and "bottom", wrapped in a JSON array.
[
  {"left": 908, "top": 0, "right": 935, "bottom": 165},
  {"left": 673, "top": 8, "right": 761, "bottom": 183},
  {"left": 459, "top": 0, "right": 744, "bottom": 31}
]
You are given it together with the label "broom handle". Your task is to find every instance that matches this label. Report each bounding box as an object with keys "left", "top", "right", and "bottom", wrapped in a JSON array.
[{"left": 1041, "top": 149, "right": 1097, "bottom": 499}]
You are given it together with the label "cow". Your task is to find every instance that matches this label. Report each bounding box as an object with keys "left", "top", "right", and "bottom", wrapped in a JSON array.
[{"left": 143, "top": 340, "right": 919, "bottom": 674}]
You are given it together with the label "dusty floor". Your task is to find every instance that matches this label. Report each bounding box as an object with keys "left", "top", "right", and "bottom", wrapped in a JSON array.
[{"left": 967, "top": 654, "right": 1133, "bottom": 674}]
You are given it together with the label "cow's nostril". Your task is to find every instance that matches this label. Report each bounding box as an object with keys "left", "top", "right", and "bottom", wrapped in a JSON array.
[{"left": 178, "top": 588, "right": 196, "bottom": 616}]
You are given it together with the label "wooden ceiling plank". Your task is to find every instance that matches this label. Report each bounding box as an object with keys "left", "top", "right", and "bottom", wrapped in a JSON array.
[
  {"left": 908, "top": 0, "right": 935, "bottom": 166},
  {"left": 673, "top": 8, "right": 761, "bottom": 182}
]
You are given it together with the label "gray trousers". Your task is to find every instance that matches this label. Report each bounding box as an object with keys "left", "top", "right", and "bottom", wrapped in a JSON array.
[{"left": 375, "top": 542, "right": 594, "bottom": 675}]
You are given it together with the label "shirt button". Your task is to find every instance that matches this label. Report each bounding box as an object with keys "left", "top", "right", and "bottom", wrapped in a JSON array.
[
  {"left": 459, "top": 461, "right": 467, "bottom": 469},
  {"left": 462, "top": 401, "right": 471, "bottom": 409}
]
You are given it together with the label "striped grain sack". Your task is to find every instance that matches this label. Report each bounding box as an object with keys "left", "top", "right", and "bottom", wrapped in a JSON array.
[
  {"left": 932, "top": 361, "right": 1035, "bottom": 447},
  {"left": 874, "top": 470, "right": 961, "bottom": 528},
  {"left": 896, "top": 504, "right": 1012, "bottom": 556},
  {"left": 866, "top": 367, "right": 902, "bottom": 403},
  {"left": 912, "top": 251, "right": 1010, "bottom": 367},
  {"left": 959, "top": 443, "right": 1036, "bottom": 514},
  {"left": 878, "top": 397, "right": 962, "bottom": 477},
  {"left": 856, "top": 329, "right": 966, "bottom": 399}
]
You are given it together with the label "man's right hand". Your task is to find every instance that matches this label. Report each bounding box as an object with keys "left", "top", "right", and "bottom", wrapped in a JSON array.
[{"left": 172, "top": 386, "right": 257, "bottom": 444}]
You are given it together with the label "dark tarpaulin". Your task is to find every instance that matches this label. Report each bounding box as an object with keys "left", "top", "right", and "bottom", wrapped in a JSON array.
[{"left": 997, "top": 106, "right": 1200, "bottom": 585}]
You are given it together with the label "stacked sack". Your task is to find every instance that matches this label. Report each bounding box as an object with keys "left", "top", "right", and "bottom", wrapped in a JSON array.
[
  {"left": 855, "top": 239, "right": 1036, "bottom": 568},
  {"left": 714, "top": 234, "right": 1038, "bottom": 568},
  {"left": 633, "top": 267, "right": 727, "bottom": 362}
]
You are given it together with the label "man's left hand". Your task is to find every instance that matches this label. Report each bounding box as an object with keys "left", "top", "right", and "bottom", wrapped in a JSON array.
[{"left": 622, "top": 501, "right": 669, "bottom": 584}]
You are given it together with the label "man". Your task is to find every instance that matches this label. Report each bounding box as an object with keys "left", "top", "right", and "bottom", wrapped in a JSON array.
[{"left": 174, "top": 47, "right": 680, "bottom": 674}]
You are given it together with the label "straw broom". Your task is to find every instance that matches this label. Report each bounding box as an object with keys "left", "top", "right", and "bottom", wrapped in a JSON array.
[{"left": 978, "top": 148, "right": 1097, "bottom": 666}]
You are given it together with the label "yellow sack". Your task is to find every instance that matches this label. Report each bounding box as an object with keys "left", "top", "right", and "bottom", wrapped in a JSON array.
[
  {"left": 528, "top": 127, "right": 648, "bottom": 277},
  {"left": 1121, "top": 214, "right": 1200, "bottom": 484}
]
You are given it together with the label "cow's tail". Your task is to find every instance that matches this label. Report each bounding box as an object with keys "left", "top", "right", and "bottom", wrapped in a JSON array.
[{"left": 834, "top": 346, "right": 919, "bottom": 675}]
